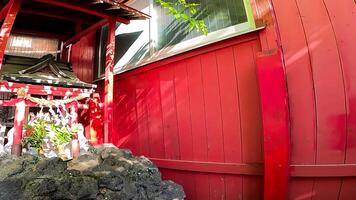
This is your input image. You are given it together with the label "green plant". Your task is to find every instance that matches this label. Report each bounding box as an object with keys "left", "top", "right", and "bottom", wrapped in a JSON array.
[
  {"left": 156, "top": 0, "right": 208, "bottom": 35},
  {"left": 50, "top": 124, "right": 73, "bottom": 146},
  {"left": 22, "top": 119, "right": 47, "bottom": 153}
]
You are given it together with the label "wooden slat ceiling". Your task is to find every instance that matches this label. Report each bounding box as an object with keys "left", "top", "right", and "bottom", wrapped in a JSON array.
[{"left": 0, "top": 0, "right": 150, "bottom": 40}]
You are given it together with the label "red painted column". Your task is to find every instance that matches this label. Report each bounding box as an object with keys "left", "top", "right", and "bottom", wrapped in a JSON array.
[
  {"left": 0, "top": 0, "right": 22, "bottom": 71},
  {"left": 11, "top": 100, "right": 26, "bottom": 156},
  {"left": 256, "top": 50, "right": 290, "bottom": 200},
  {"left": 104, "top": 20, "right": 115, "bottom": 143}
]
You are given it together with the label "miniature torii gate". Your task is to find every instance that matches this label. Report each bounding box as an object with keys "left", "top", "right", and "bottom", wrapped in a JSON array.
[{"left": 0, "top": 0, "right": 147, "bottom": 155}]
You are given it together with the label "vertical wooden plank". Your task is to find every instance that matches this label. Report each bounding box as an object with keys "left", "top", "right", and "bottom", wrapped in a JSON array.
[
  {"left": 174, "top": 60, "right": 194, "bottom": 161},
  {"left": 146, "top": 69, "right": 165, "bottom": 158},
  {"left": 234, "top": 40, "right": 263, "bottom": 199},
  {"left": 322, "top": 1, "right": 356, "bottom": 197},
  {"left": 216, "top": 47, "right": 243, "bottom": 199},
  {"left": 159, "top": 65, "right": 180, "bottom": 159},
  {"left": 115, "top": 77, "right": 139, "bottom": 154},
  {"left": 296, "top": 0, "right": 347, "bottom": 164},
  {"left": 186, "top": 56, "right": 209, "bottom": 200},
  {"left": 270, "top": 0, "right": 318, "bottom": 196},
  {"left": 201, "top": 52, "right": 226, "bottom": 200},
  {"left": 256, "top": 50, "right": 289, "bottom": 200},
  {"left": 296, "top": 0, "right": 347, "bottom": 198},
  {"left": 174, "top": 60, "right": 197, "bottom": 199},
  {"left": 135, "top": 74, "right": 150, "bottom": 156}
]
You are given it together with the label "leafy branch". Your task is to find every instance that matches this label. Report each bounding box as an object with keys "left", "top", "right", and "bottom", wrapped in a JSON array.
[{"left": 155, "top": 0, "right": 208, "bottom": 35}]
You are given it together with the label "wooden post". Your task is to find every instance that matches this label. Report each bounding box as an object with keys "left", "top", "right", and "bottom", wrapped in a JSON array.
[
  {"left": 0, "top": 0, "right": 22, "bottom": 71},
  {"left": 11, "top": 100, "right": 26, "bottom": 156},
  {"left": 256, "top": 50, "right": 290, "bottom": 200},
  {"left": 104, "top": 20, "right": 115, "bottom": 143}
]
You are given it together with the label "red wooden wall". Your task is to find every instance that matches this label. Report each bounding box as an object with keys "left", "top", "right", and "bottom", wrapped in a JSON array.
[
  {"left": 271, "top": 0, "right": 356, "bottom": 199},
  {"left": 108, "top": 32, "right": 264, "bottom": 200},
  {"left": 70, "top": 31, "right": 96, "bottom": 83},
  {"left": 74, "top": 0, "right": 356, "bottom": 198}
]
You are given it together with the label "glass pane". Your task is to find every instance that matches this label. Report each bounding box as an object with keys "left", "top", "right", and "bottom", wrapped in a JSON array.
[{"left": 152, "top": 0, "right": 248, "bottom": 50}]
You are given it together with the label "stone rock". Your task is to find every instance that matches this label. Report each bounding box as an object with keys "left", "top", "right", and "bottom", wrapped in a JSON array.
[{"left": 0, "top": 145, "right": 185, "bottom": 200}]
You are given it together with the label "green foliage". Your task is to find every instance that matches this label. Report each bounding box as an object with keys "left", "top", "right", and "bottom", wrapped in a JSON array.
[
  {"left": 50, "top": 124, "right": 73, "bottom": 146},
  {"left": 22, "top": 119, "right": 47, "bottom": 153},
  {"left": 155, "top": 0, "right": 208, "bottom": 35}
]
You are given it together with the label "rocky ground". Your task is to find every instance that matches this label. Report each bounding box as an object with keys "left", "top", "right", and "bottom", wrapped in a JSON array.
[{"left": 0, "top": 145, "right": 185, "bottom": 200}]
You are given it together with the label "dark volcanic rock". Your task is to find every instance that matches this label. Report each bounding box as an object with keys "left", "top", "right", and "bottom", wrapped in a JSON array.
[{"left": 0, "top": 145, "right": 185, "bottom": 200}]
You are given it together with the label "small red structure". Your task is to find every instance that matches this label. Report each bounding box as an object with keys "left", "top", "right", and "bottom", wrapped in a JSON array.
[{"left": 0, "top": 0, "right": 149, "bottom": 155}]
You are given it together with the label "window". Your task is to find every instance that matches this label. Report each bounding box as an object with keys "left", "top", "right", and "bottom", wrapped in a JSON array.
[{"left": 95, "top": 0, "right": 255, "bottom": 78}]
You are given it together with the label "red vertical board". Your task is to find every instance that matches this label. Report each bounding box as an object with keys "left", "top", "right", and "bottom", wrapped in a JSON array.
[
  {"left": 296, "top": 0, "right": 347, "bottom": 197},
  {"left": 159, "top": 65, "right": 180, "bottom": 159},
  {"left": 200, "top": 52, "right": 226, "bottom": 200},
  {"left": 135, "top": 74, "right": 150, "bottom": 156},
  {"left": 323, "top": 0, "right": 356, "bottom": 197},
  {"left": 216, "top": 47, "right": 243, "bottom": 199},
  {"left": 234, "top": 40, "right": 263, "bottom": 199},
  {"left": 256, "top": 50, "right": 289, "bottom": 200},
  {"left": 270, "top": 0, "right": 317, "bottom": 196},
  {"left": 186, "top": 56, "right": 209, "bottom": 200},
  {"left": 115, "top": 77, "right": 139, "bottom": 154},
  {"left": 174, "top": 60, "right": 194, "bottom": 161},
  {"left": 145, "top": 70, "right": 165, "bottom": 158}
]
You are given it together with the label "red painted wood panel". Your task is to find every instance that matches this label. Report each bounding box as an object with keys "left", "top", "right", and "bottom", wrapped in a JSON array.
[
  {"left": 270, "top": 0, "right": 317, "bottom": 198},
  {"left": 75, "top": 0, "right": 356, "bottom": 198},
  {"left": 99, "top": 33, "right": 264, "bottom": 200},
  {"left": 234, "top": 40, "right": 263, "bottom": 200},
  {"left": 185, "top": 56, "right": 210, "bottom": 200},
  {"left": 159, "top": 65, "right": 180, "bottom": 160},
  {"left": 70, "top": 31, "right": 96, "bottom": 83},
  {"left": 269, "top": 0, "right": 356, "bottom": 198},
  {"left": 322, "top": 1, "right": 356, "bottom": 198},
  {"left": 200, "top": 52, "right": 226, "bottom": 200},
  {"left": 216, "top": 47, "right": 243, "bottom": 199},
  {"left": 295, "top": 0, "right": 346, "bottom": 198}
]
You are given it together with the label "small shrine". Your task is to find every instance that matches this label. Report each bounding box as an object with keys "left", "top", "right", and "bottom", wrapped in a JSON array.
[{"left": 0, "top": 0, "right": 149, "bottom": 158}]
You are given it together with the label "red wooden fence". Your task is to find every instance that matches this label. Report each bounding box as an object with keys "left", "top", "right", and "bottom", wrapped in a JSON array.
[
  {"left": 73, "top": 0, "right": 356, "bottom": 199},
  {"left": 107, "top": 32, "right": 264, "bottom": 200}
]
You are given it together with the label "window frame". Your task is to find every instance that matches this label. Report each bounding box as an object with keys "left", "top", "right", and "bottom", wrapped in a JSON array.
[{"left": 95, "top": 0, "right": 258, "bottom": 79}]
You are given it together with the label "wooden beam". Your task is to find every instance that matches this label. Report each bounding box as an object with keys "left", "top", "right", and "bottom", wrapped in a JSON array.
[
  {"left": 20, "top": 9, "right": 85, "bottom": 23},
  {"left": 256, "top": 50, "right": 289, "bottom": 200},
  {"left": 0, "top": 81, "right": 95, "bottom": 96},
  {"left": 0, "top": 2, "right": 10, "bottom": 21},
  {"left": 0, "top": 0, "right": 22, "bottom": 71},
  {"left": 32, "top": 0, "right": 130, "bottom": 24},
  {"left": 290, "top": 164, "right": 356, "bottom": 177},
  {"left": 104, "top": 20, "right": 115, "bottom": 143},
  {"left": 150, "top": 158, "right": 263, "bottom": 175},
  {"left": 0, "top": 98, "right": 89, "bottom": 109},
  {"left": 64, "top": 19, "right": 108, "bottom": 46}
]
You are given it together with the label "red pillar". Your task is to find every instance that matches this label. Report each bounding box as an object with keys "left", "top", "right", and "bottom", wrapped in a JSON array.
[
  {"left": 256, "top": 50, "right": 290, "bottom": 200},
  {"left": 0, "top": 0, "right": 22, "bottom": 71},
  {"left": 104, "top": 20, "right": 115, "bottom": 143},
  {"left": 11, "top": 100, "right": 26, "bottom": 156}
]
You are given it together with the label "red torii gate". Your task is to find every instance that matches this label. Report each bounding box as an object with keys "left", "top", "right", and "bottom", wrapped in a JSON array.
[{"left": 0, "top": 0, "right": 149, "bottom": 155}]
